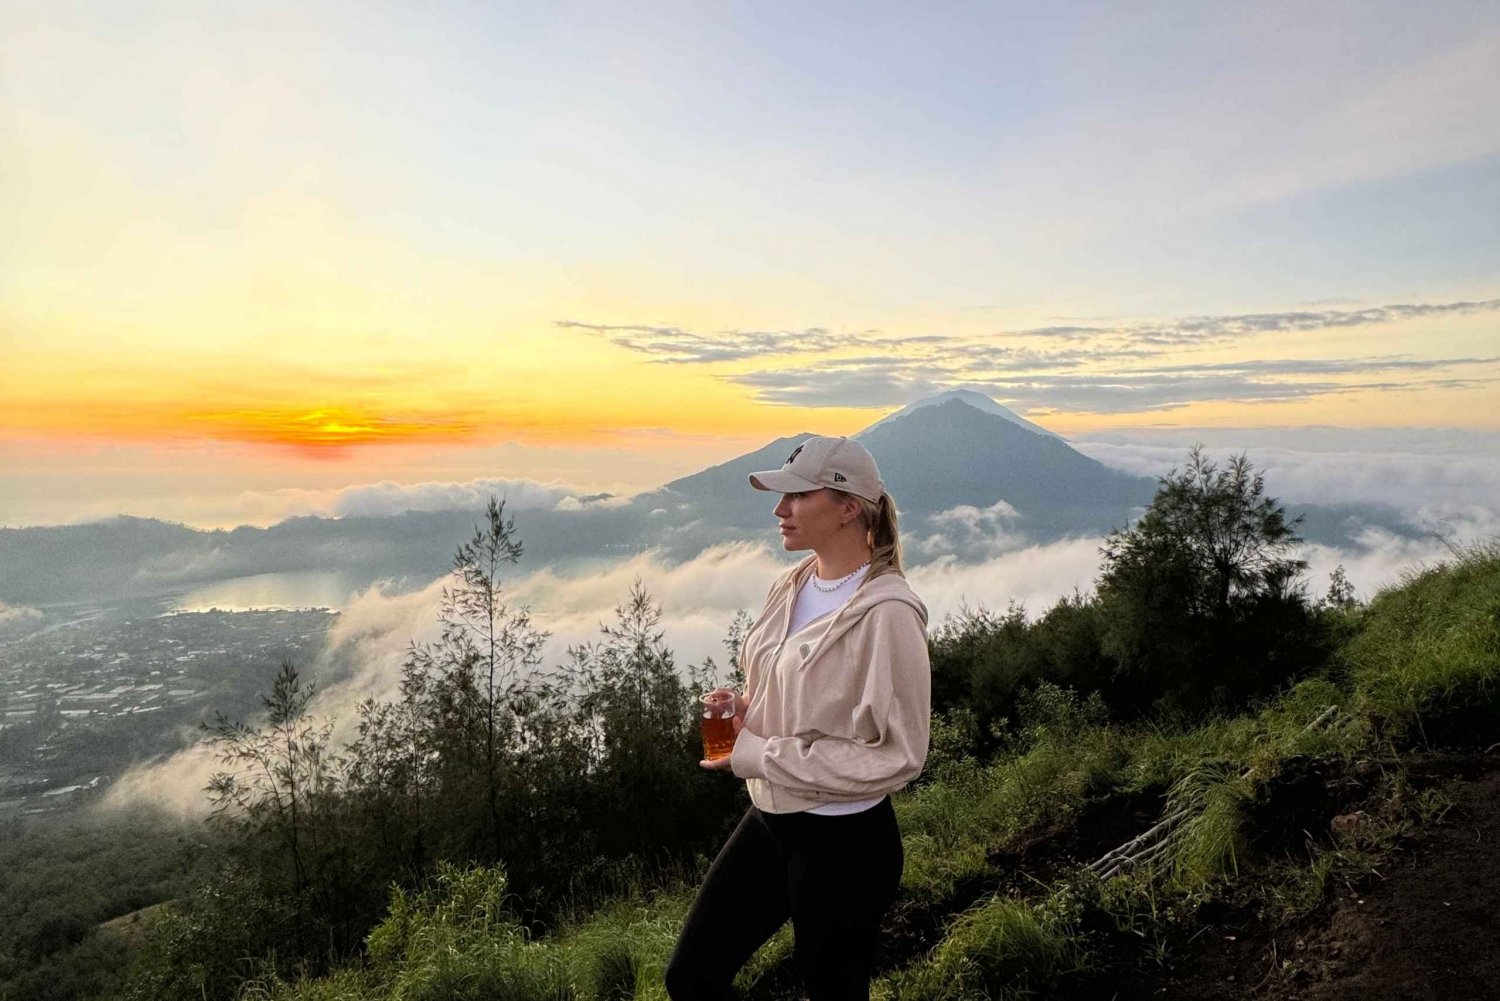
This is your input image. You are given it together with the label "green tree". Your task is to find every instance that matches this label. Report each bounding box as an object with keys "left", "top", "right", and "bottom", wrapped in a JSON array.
[
  {"left": 1097, "top": 446, "right": 1323, "bottom": 715},
  {"left": 925, "top": 591, "right": 1113, "bottom": 757},
  {"left": 929, "top": 600, "right": 1038, "bottom": 740},
  {"left": 399, "top": 496, "right": 552, "bottom": 863},
  {"left": 722, "top": 607, "right": 754, "bottom": 691},
  {"left": 1323, "top": 564, "right": 1358, "bottom": 609},
  {"left": 561, "top": 579, "right": 740, "bottom": 874},
  {"left": 345, "top": 495, "right": 594, "bottom": 919},
  {"left": 203, "top": 659, "right": 338, "bottom": 941},
  {"left": 133, "top": 659, "right": 356, "bottom": 1000},
  {"left": 342, "top": 689, "right": 430, "bottom": 885}
]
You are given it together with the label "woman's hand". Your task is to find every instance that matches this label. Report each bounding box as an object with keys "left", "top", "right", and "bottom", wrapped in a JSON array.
[{"left": 699, "top": 752, "right": 735, "bottom": 771}]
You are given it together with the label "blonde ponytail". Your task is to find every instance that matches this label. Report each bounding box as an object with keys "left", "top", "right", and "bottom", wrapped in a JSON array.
[{"left": 857, "top": 490, "right": 903, "bottom": 579}]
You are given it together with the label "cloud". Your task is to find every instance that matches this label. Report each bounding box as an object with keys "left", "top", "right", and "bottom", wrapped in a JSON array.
[
  {"left": 946, "top": 345, "right": 1161, "bottom": 372},
  {"left": 907, "top": 514, "right": 1488, "bottom": 628},
  {"left": 552, "top": 493, "right": 632, "bottom": 511},
  {"left": 1001, "top": 300, "right": 1500, "bottom": 348},
  {"left": 930, "top": 499, "right": 1022, "bottom": 531},
  {"left": 133, "top": 546, "right": 241, "bottom": 584},
  {"left": 561, "top": 297, "right": 1500, "bottom": 414},
  {"left": 1121, "top": 355, "right": 1500, "bottom": 377},
  {"left": 0, "top": 600, "right": 44, "bottom": 635},
  {"left": 1071, "top": 431, "right": 1500, "bottom": 516},
  {"left": 731, "top": 369, "right": 949, "bottom": 408},
  {"left": 726, "top": 368, "right": 1491, "bottom": 415},
  {"left": 1397, "top": 503, "right": 1500, "bottom": 550},
  {"left": 229, "top": 476, "right": 629, "bottom": 524},
  {"left": 330, "top": 479, "right": 584, "bottom": 518},
  {"left": 568, "top": 299, "right": 1500, "bottom": 360},
  {"left": 1009, "top": 374, "right": 1491, "bottom": 416},
  {"left": 0, "top": 600, "right": 44, "bottom": 625},
  {"left": 906, "top": 536, "right": 1109, "bottom": 622},
  {"left": 1298, "top": 527, "right": 1486, "bottom": 606},
  {"left": 306, "top": 577, "right": 457, "bottom": 720},
  {"left": 98, "top": 575, "right": 451, "bottom": 822},
  {"left": 914, "top": 500, "right": 1026, "bottom": 559},
  {"left": 101, "top": 741, "right": 224, "bottom": 822},
  {"left": 554, "top": 321, "right": 945, "bottom": 365}
]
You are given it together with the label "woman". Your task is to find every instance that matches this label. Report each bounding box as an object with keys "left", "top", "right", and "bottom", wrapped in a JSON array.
[{"left": 665, "top": 435, "right": 931, "bottom": 1001}]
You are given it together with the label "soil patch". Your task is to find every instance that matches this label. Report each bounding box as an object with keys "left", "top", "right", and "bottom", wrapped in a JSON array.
[{"left": 1132, "top": 747, "right": 1500, "bottom": 1000}]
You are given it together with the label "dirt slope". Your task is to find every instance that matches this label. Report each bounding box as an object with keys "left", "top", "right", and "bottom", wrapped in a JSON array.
[{"left": 1143, "top": 748, "right": 1500, "bottom": 1000}]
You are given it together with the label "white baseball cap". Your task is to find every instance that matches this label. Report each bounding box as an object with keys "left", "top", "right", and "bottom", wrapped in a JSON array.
[{"left": 748, "top": 436, "right": 885, "bottom": 503}]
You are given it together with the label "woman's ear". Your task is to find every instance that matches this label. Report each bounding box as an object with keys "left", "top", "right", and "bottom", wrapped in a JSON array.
[{"left": 844, "top": 494, "right": 863, "bottom": 525}]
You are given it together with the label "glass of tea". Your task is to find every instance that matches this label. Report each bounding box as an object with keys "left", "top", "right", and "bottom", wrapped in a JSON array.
[{"left": 700, "top": 690, "right": 737, "bottom": 761}]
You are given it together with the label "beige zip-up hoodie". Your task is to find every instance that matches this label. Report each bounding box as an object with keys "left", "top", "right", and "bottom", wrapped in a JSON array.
[{"left": 729, "top": 553, "right": 931, "bottom": 813}]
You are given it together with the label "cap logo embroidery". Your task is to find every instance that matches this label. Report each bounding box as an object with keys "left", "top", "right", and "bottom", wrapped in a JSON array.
[
  {"left": 833, "top": 472, "right": 847, "bottom": 482},
  {"left": 785, "top": 444, "right": 805, "bottom": 465}
]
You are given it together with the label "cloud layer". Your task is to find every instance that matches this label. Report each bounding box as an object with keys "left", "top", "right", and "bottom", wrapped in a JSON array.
[
  {"left": 0, "top": 600, "right": 44, "bottom": 637},
  {"left": 1072, "top": 430, "right": 1500, "bottom": 521},
  {"left": 553, "top": 322, "right": 947, "bottom": 364},
  {"left": 227, "top": 477, "right": 628, "bottom": 524},
  {"left": 559, "top": 298, "right": 1500, "bottom": 414}
]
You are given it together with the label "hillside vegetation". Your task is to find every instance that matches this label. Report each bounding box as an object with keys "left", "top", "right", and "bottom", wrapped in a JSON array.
[
  {"left": 5, "top": 451, "right": 1497, "bottom": 1001},
  {"left": 208, "top": 537, "right": 1498, "bottom": 1001}
]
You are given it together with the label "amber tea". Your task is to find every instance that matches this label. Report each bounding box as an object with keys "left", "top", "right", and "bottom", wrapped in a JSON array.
[
  {"left": 701, "top": 714, "right": 736, "bottom": 760},
  {"left": 700, "top": 691, "right": 736, "bottom": 760}
]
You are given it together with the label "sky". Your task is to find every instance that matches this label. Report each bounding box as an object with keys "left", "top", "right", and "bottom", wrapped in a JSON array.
[{"left": 3, "top": 0, "right": 1499, "bottom": 529}]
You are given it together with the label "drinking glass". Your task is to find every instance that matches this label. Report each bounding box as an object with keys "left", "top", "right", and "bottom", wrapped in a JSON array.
[{"left": 700, "top": 690, "right": 737, "bottom": 761}]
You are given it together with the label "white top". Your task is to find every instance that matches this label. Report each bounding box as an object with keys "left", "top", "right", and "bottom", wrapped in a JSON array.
[
  {"left": 786, "top": 561, "right": 870, "bottom": 635},
  {"left": 787, "top": 562, "right": 885, "bottom": 816}
]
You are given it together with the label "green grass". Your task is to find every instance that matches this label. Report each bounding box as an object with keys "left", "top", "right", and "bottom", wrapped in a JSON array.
[
  {"left": 1162, "top": 759, "right": 1252, "bottom": 890},
  {"left": 880, "top": 893, "right": 1086, "bottom": 1001},
  {"left": 1343, "top": 540, "right": 1500, "bottom": 744}
]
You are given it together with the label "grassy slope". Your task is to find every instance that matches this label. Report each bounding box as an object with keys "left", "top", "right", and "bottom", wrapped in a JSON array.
[{"left": 231, "top": 542, "right": 1500, "bottom": 1001}]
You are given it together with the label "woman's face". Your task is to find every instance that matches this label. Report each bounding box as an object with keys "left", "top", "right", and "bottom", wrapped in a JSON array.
[{"left": 773, "top": 488, "right": 858, "bottom": 551}]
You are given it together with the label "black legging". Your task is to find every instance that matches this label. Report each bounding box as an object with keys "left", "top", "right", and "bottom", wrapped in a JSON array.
[{"left": 664, "top": 796, "right": 904, "bottom": 1001}]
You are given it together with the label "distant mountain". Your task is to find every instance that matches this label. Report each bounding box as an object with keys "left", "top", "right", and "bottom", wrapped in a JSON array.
[
  {"left": 0, "top": 516, "right": 207, "bottom": 606},
  {"left": 0, "top": 391, "right": 1429, "bottom": 607},
  {"left": 654, "top": 396, "right": 1154, "bottom": 537},
  {"left": 632, "top": 391, "right": 1420, "bottom": 556},
  {"left": 647, "top": 432, "right": 822, "bottom": 532},
  {"left": 866, "top": 388, "right": 1066, "bottom": 441},
  {"left": 855, "top": 397, "right": 1154, "bottom": 534}
]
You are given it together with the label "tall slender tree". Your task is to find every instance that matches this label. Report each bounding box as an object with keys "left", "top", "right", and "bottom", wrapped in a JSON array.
[{"left": 417, "top": 496, "right": 550, "bottom": 860}]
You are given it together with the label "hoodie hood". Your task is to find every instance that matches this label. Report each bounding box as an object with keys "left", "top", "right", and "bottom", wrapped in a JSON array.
[{"left": 767, "top": 554, "right": 929, "bottom": 674}]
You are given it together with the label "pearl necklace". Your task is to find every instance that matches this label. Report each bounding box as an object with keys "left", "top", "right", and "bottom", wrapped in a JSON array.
[{"left": 810, "top": 560, "right": 871, "bottom": 593}]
